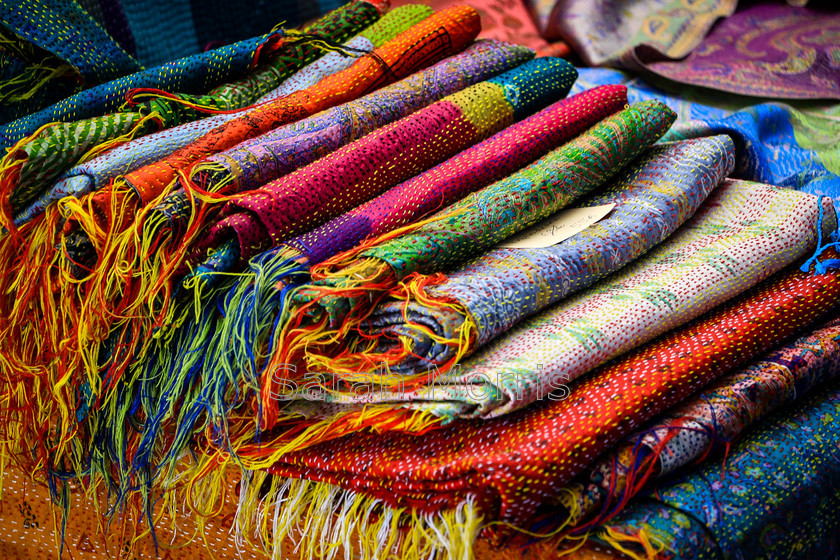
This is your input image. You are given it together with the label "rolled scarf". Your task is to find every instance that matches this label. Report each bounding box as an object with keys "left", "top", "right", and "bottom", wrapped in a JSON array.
[
  {"left": 332, "top": 135, "right": 736, "bottom": 378},
  {"left": 240, "top": 242, "right": 840, "bottom": 560},
  {"left": 266, "top": 100, "right": 677, "bottom": 412},
  {"left": 192, "top": 57, "right": 579, "bottom": 272},
  {"left": 57, "top": 5, "right": 481, "bottom": 289},
  {"left": 596, "top": 377, "right": 840, "bottom": 560},
  {"left": 12, "top": 3, "right": 423, "bottom": 228},
  {"left": 559, "top": 312, "right": 840, "bottom": 534},
  {"left": 117, "top": 84, "right": 624, "bottom": 487},
  {"left": 211, "top": 84, "right": 626, "bottom": 414},
  {"left": 0, "top": 1, "right": 382, "bottom": 227}
]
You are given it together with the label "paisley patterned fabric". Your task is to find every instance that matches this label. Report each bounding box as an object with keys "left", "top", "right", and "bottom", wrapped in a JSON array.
[
  {"left": 350, "top": 136, "right": 735, "bottom": 377},
  {"left": 528, "top": 0, "right": 736, "bottom": 65},
  {"left": 598, "top": 377, "right": 840, "bottom": 560},
  {"left": 644, "top": 3, "right": 840, "bottom": 99}
]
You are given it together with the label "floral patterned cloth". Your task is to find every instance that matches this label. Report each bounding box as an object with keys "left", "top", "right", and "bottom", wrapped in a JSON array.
[{"left": 598, "top": 377, "right": 840, "bottom": 560}]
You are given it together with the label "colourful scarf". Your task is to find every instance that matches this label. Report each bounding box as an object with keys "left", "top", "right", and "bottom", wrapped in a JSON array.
[
  {"left": 0, "top": 23, "right": 289, "bottom": 149},
  {"left": 243, "top": 242, "right": 840, "bottom": 560},
  {"left": 597, "top": 377, "right": 840, "bottom": 560},
  {"left": 330, "top": 135, "right": 735, "bottom": 379},
  {"left": 255, "top": 4, "right": 434, "bottom": 104},
  {"left": 560, "top": 312, "right": 840, "bottom": 533},
  {"left": 265, "top": 100, "right": 677, "bottom": 421},
  {"left": 115, "top": 6, "right": 481, "bottom": 211},
  {"left": 570, "top": 67, "right": 840, "bottom": 213}
]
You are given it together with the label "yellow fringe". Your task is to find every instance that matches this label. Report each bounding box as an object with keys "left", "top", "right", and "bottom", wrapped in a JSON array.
[
  {"left": 236, "top": 473, "right": 482, "bottom": 560},
  {"left": 597, "top": 525, "right": 667, "bottom": 560}
]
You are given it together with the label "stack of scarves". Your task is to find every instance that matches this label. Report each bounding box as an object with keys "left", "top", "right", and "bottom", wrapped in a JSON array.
[
  {"left": 11, "top": 4, "right": 433, "bottom": 228},
  {"left": 557, "top": 312, "right": 840, "bottom": 534},
  {"left": 262, "top": 99, "right": 678, "bottom": 424},
  {"left": 63, "top": 56, "right": 580, "bottom": 505},
  {"left": 206, "top": 84, "right": 629, "bottom": 426},
  {"left": 0, "top": 6, "right": 487, "bottom": 484},
  {"left": 3, "top": 3, "right": 840, "bottom": 559},
  {"left": 250, "top": 184, "right": 838, "bottom": 558}
]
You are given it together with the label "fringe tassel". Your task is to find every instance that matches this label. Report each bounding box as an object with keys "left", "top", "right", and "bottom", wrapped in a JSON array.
[
  {"left": 237, "top": 473, "right": 482, "bottom": 560},
  {"left": 316, "top": 272, "right": 478, "bottom": 386},
  {"left": 229, "top": 406, "right": 442, "bottom": 467},
  {"left": 595, "top": 526, "right": 667, "bottom": 560}
]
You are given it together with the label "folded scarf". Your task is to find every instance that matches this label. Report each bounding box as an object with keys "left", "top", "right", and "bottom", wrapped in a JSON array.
[
  {"left": 11, "top": 4, "right": 428, "bottom": 228},
  {"left": 265, "top": 100, "right": 677, "bottom": 416},
  {"left": 37, "top": 5, "right": 479, "bottom": 412},
  {"left": 209, "top": 84, "right": 627, "bottom": 419},
  {"left": 571, "top": 67, "right": 840, "bottom": 213},
  {"left": 559, "top": 311, "right": 840, "bottom": 534},
  {"left": 240, "top": 239, "right": 840, "bottom": 560},
  {"left": 596, "top": 377, "right": 840, "bottom": 560},
  {"left": 256, "top": 4, "right": 434, "bottom": 104},
  {"left": 331, "top": 135, "right": 735, "bottom": 378},
  {"left": 192, "top": 56, "right": 578, "bottom": 272},
  {"left": 0, "top": 1, "right": 381, "bottom": 226}
]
